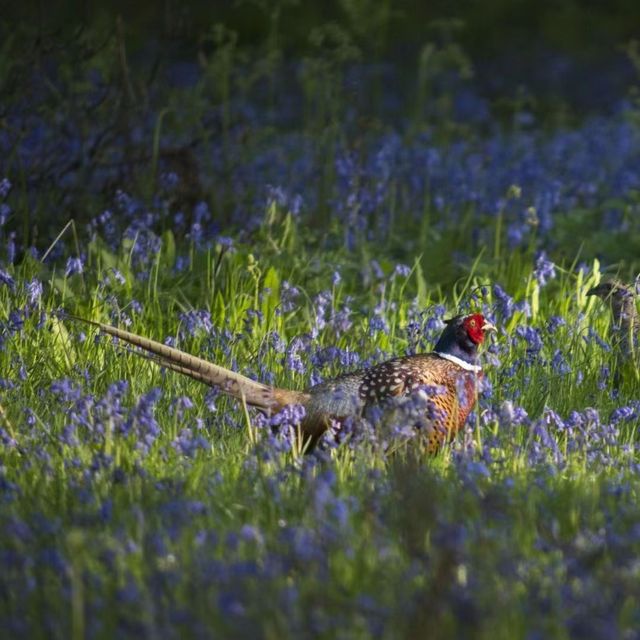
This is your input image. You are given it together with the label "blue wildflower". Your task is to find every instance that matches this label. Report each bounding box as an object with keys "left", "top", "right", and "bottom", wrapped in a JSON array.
[
  {"left": 26, "top": 279, "right": 42, "bottom": 305},
  {"left": 179, "top": 309, "right": 214, "bottom": 339},
  {"left": 159, "top": 171, "right": 179, "bottom": 192},
  {"left": 516, "top": 325, "right": 544, "bottom": 356},
  {"left": 493, "top": 284, "right": 515, "bottom": 320},
  {"left": 217, "top": 236, "right": 234, "bottom": 250},
  {"left": 270, "top": 403, "right": 306, "bottom": 428},
  {"left": 0, "top": 268, "right": 15, "bottom": 290},
  {"left": 610, "top": 406, "right": 636, "bottom": 424},
  {"left": 369, "top": 313, "right": 389, "bottom": 335},
  {"left": 172, "top": 428, "right": 208, "bottom": 458},
  {"left": 169, "top": 395, "right": 195, "bottom": 419},
  {"left": 0, "top": 203, "right": 10, "bottom": 225},
  {"left": 280, "top": 281, "right": 301, "bottom": 313},
  {"left": 547, "top": 316, "right": 566, "bottom": 333},
  {"left": 551, "top": 349, "right": 571, "bottom": 375},
  {"left": 533, "top": 251, "right": 556, "bottom": 287},
  {"left": 285, "top": 337, "right": 307, "bottom": 375},
  {"left": 65, "top": 256, "right": 84, "bottom": 277},
  {"left": 392, "top": 263, "right": 411, "bottom": 279},
  {"left": 0, "top": 178, "right": 10, "bottom": 198}
]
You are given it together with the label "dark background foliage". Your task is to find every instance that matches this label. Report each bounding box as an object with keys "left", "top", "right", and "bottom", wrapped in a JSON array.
[
  {"left": 4, "top": 0, "right": 639, "bottom": 110},
  {"left": 7, "top": 0, "right": 640, "bottom": 58},
  {"left": 2, "top": 0, "right": 640, "bottom": 265}
]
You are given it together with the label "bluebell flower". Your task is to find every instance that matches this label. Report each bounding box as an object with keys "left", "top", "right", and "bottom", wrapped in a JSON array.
[
  {"left": 122, "top": 387, "right": 162, "bottom": 452},
  {"left": 392, "top": 263, "right": 411, "bottom": 279},
  {"left": 239, "top": 524, "right": 264, "bottom": 547},
  {"left": 285, "top": 337, "right": 307, "bottom": 375},
  {"left": 339, "top": 349, "right": 359, "bottom": 368},
  {"left": 280, "top": 281, "right": 300, "bottom": 313},
  {"left": 498, "top": 400, "right": 530, "bottom": 426},
  {"left": 50, "top": 378, "right": 83, "bottom": 402},
  {"left": 547, "top": 315, "right": 566, "bottom": 333},
  {"left": 159, "top": 171, "right": 179, "bottom": 192},
  {"left": 290, "top": 194, "right": 303, "bottom": 217},
  {"left": 543, "top": 407, "right": 565, "bottom": 431},
  {"left": 493, "top": 284, "right": 515, "bottom": 320},
  {"left": 266, "top": 184, "right": 288, "bottom": 208},
  {"left": 370, "top": 260, "right": 384, "bottom": 280},
  {"left": 269, "top": 403, "right": 306, "bottom": 428},
  {"left": 173, "top": 210, "right": 185, "bottom": 227},
  {"left": 25, "top": 279, "right": 42, "bottom": 305},
  {"left": 172, "top": 428, "right": 208, "bottom": 457},
  {"left": 424, "top": 306, "right": 447, "bottom": 340},
  {"left": 331, "top": 306, "right": 353, "bottom": 335},
  {"left": 115, "top": 190, "right": 138, "bottom": 217},
  {"left": 217, "top": 593, "right": 246, "bottom": 618},
  {"left": 551, "top": 349, "right": 571, "bottom": 375},
  {"left": 108, "top": 268, "right": 126, "bottom": 286},
  {"left": 0, "top": 178, "right": 11, "bottom": 198},
  {"left": 174, "top": 255, "right": 190, "bottom": 272},
  {"left": 6, "top": 231, "right": 15, "bottom": 264},
  {"left": 217, "top": 236, "right": 234, "bottom": 250},
  {"left": 533, "top": 251, "right": 556, "bottom": 287},
  {"left": 369, "top": 313, "right": 389, "bottom": 335},
  {"left": 610, "top": 406, "right": 636, "bottom": 424},
  {"left": 124, "top": 226, "right": 161, "bottom": 269},
  {"left": 130, "top": 300, "right": 143, "bottom": 315},
  {"left": 598, "top": 365, "right": 611, "bottom": 390},
  {"left": 311, "top": 290, "right": 332, "bottom": 336},
  {"left": 179, "top": 309, "right": 214, "bottom": 338},
  {"left": 268, "top": 331, "right": 286, "bottom": 354},
  {"left": 506, "top": 222, "right": 526, "bottom": 248},
  {"left": 0, "top": 268, "right": 15, "bottom": 290},
  {"left": 65, "top": 256, "right": 84, "bottom": 277},
  {"left": 585, "top": 328, "right": 611, "bottom": 352},
  {"left": 0, "top": 203, "right": 10, "bottom": 225},
  {"left": 169, "top": 395, "right": 195, "bottom": 419},
  {"left": 516, "top": 325, "right": 544, "bottom": 356}
]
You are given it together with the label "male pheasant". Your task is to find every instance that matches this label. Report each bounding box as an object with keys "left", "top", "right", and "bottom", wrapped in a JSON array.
[{"left": 64, "top": 312, "right": 495, "bottom": 453}]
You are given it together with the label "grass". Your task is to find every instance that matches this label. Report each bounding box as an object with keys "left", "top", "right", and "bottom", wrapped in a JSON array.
[{"left": 1, "top": 213, "right": 640, "bottom": 638}]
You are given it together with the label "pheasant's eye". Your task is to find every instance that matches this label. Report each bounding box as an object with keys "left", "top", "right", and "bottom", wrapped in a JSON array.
[{"left": 468, "top": 319, "right": 476, "bottom": 328}]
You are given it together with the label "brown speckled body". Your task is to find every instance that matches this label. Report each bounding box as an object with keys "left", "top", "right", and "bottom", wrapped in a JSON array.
[{"left": 302, "top": 354, "right": 483, "bottom": 452}]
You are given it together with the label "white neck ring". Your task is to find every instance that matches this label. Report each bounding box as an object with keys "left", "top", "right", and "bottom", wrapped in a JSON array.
[{"left": 434, "top": 351, "right": 482, "bottom": 373}]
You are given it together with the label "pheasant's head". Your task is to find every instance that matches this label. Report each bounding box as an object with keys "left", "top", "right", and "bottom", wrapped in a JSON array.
[
  {"left": 587, "top": 279, "right": 634, "bottom": 302},
  {"left": 587, "top": 278, "right": 638, "bottom": 339},
  {"left": 434, "top": 313, "right": 496, "bottom": 367}
]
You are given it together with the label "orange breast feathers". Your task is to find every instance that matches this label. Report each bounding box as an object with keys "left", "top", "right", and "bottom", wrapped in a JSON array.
[{"left": 357, "top": 353, "right": 483, "bottom": 445}]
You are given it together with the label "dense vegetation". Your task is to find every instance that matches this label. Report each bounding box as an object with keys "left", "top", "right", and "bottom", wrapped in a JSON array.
[{"left": 2, "top": 8, "right": 640, "bottom": 638}]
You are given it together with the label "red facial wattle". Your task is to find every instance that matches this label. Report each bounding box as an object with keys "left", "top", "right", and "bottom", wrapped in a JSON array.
[{"left": 464, "top": 313, "right": 486, "bottom": 344}]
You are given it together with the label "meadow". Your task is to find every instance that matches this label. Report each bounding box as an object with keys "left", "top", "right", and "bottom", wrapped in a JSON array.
[{"left": 2, "top": 14, "right": 640, "bottom": 639}]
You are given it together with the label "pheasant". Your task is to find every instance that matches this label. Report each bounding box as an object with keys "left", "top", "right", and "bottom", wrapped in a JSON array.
[
  {"left": 63, "top": 312, "right": 496, "bottom": 453},
  {"left": 587, "top": 279, "right": 639, "bottom": 356}
]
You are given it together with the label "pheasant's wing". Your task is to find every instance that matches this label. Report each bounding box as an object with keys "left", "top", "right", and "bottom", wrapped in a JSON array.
[
  {"left": 360, "top": 353, "right": 479, "bottom": 437},
  {"left": 359, "top": 354, "right": 457, "bottom": 402}
]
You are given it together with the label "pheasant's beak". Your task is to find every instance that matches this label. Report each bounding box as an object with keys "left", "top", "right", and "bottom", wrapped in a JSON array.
[{"left": 482, "top": 320, "right": 497, "bottom": 333}]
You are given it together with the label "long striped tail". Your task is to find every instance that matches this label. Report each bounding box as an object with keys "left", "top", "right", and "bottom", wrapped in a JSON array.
[{"left": 61, "top": 314, "right": 308, "bottom": 413}]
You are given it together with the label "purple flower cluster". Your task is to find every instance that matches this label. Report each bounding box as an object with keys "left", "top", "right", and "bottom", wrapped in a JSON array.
[{"left": 2, "top": 42, "right": 640, "bottom": 638}]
